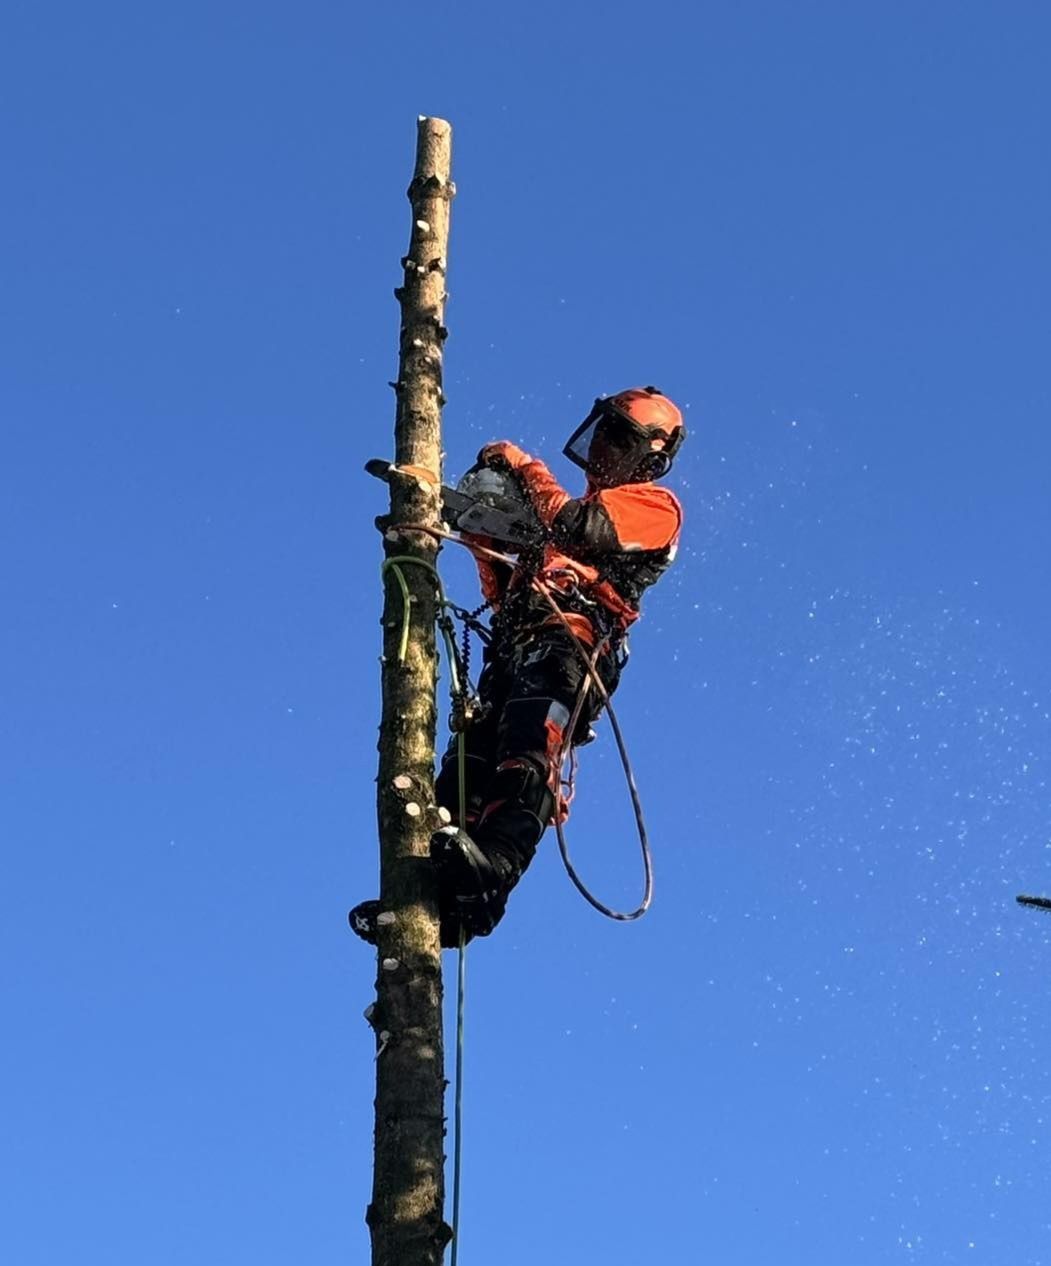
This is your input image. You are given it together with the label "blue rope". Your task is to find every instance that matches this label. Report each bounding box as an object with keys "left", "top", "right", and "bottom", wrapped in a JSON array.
[{"left": 449, "top": 730, "right": 468, "bottom": 1264}]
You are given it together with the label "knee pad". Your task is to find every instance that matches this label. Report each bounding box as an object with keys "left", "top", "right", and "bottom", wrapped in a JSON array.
[
  {"left": 480, "top": 758, "right": 555, "bottom": 827},
  {"left": 497, "top": 697, "right": 572, "bottom": 782}
]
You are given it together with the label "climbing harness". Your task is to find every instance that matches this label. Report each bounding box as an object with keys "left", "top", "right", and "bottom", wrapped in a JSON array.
[{"left": 395, "top": 522, "right": 655, "bottom": 921}]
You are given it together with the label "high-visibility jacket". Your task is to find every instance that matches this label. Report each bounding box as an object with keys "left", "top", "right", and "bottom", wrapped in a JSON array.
[{"left": 469, "top": 447, "right": 683, "bottom": 645}]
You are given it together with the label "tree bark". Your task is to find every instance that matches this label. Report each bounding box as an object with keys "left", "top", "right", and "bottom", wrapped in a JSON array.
[{"left": 366, "top": 116, "right": 455, "bottom": 1266}]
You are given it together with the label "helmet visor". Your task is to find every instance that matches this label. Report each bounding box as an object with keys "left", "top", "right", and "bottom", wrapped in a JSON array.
[{"left": 564, "top": 400, "right": 663, "bottom": 483}]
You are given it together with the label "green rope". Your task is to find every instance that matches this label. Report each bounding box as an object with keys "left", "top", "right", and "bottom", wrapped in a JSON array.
[
  {"left": 382, "top": 551, "right": 469, "bottom": 1264},
  {"left": 382, "top": 555, "right": 463, "bottom": 693},
  {"left": 380, "top": 557, "right": 413, "bottom": 662}
]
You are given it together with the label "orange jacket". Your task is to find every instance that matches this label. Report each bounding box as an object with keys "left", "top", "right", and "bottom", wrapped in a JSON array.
[{"left": 468, "top": 443, "right": 682, "bottom": 643}]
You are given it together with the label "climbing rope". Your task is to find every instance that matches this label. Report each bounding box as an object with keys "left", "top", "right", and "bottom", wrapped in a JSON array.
[
  {"left": 451, "top": 914, "right": 467, "bottom": 1266},
  {"left": 451, "top": 727, "right": 468, "bottom": 1266},
  {"left": 381, "top": 554, "right": 466, "bottom": 693},
  {"left": 550, "top": 629, "right": 653, "bottom": 921}
]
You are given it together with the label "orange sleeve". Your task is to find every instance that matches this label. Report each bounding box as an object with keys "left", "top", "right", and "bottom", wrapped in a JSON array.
[
  {"left": 594, "top": 485, "right": 683, "bottom": 551},
  {"left": 515, "top": 457, "right": 571, "bottom": 528},
  {"left": 478, "top": 441, "right": 530, "bottom": 470}
]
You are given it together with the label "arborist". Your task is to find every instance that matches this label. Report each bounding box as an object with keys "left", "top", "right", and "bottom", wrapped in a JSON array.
[{"left": 352, "top": 386, "right": 685, "bottom": 946}]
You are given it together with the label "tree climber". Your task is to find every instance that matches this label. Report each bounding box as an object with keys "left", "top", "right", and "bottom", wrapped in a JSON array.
[{"left": 351, "top": 386, "right": 685, "bottom": 947}]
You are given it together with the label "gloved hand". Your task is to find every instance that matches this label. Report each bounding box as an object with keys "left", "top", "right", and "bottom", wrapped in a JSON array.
[
  {"left": 475, "top": 440, "right": 569, "bottom": 531},
  {"left": 477, "top": 440, "right": 531, "bottom": 471}
]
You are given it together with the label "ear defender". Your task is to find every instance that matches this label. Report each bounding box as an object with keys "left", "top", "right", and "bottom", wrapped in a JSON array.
[{"left": 637, "top": 450, "right": 673, "bottom": 480}]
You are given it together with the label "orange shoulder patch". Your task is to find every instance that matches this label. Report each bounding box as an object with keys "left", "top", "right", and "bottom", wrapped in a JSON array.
[{"left": 596, "top": 485, "right": 683, "bottom": 551}]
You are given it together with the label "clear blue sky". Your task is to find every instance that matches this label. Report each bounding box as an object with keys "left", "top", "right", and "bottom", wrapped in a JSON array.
[{"left": 3, "top": 2, "right": 1050, "bottom": 1262}]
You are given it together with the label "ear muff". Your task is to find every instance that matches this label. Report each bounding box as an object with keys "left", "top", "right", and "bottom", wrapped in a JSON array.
[{"left": 635, "top": 450, "right": 673, "bottom": 481}]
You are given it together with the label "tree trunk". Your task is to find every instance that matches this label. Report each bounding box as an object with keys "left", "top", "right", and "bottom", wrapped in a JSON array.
[{"left": 366, "top": 116, "right": 455, "bottom": 1266}]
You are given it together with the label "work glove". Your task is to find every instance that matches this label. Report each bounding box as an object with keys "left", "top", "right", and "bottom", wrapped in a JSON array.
[
  {"left": 477, "top": 440, "right": 531, "bottom": 472},
  {"left": 478, "top": 440, "right": 570, "bottom": 531}
]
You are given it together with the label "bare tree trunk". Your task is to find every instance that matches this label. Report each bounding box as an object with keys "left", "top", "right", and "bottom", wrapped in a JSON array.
[{"left": 365, "top": 116, "right": 455, "bottom": 1266}]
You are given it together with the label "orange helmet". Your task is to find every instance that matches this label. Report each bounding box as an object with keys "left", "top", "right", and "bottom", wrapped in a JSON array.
[{"left": 564, "top": 386, "right": 686, "bottom": 485}]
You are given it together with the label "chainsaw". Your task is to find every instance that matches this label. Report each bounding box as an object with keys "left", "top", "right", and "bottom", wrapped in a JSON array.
[{"left": 365, "top": 458, "right": 544, "bottom": 550}]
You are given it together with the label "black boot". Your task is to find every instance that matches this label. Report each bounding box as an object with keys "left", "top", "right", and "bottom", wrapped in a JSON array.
[
  {"left": 429, "top": 758, "right": 555, "bottom": 938},
  {"left": 348, "top": 898, "right": 473, "bottom": 950},
  {"left": 429, "top": 826, "right": 520, "bottom": 938}
]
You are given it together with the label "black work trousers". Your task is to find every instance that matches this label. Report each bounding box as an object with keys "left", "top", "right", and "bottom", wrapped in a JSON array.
[{"left": 435, "top": 624, "right": 622, "bottom": 834}]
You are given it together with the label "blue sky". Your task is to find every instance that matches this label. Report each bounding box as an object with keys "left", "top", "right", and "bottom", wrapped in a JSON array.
[{"left": 3, "top": 2, "right": 1050, "bottom": 1262}]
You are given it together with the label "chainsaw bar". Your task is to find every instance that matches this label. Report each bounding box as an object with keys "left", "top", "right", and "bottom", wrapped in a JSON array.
[{"left": 366, "top": 459, "right": 543, "bottom": 548}]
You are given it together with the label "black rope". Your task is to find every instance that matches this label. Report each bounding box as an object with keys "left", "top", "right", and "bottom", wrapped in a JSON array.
[{"left": 454, "top": 599, "right": 492, "bottom": 685}]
